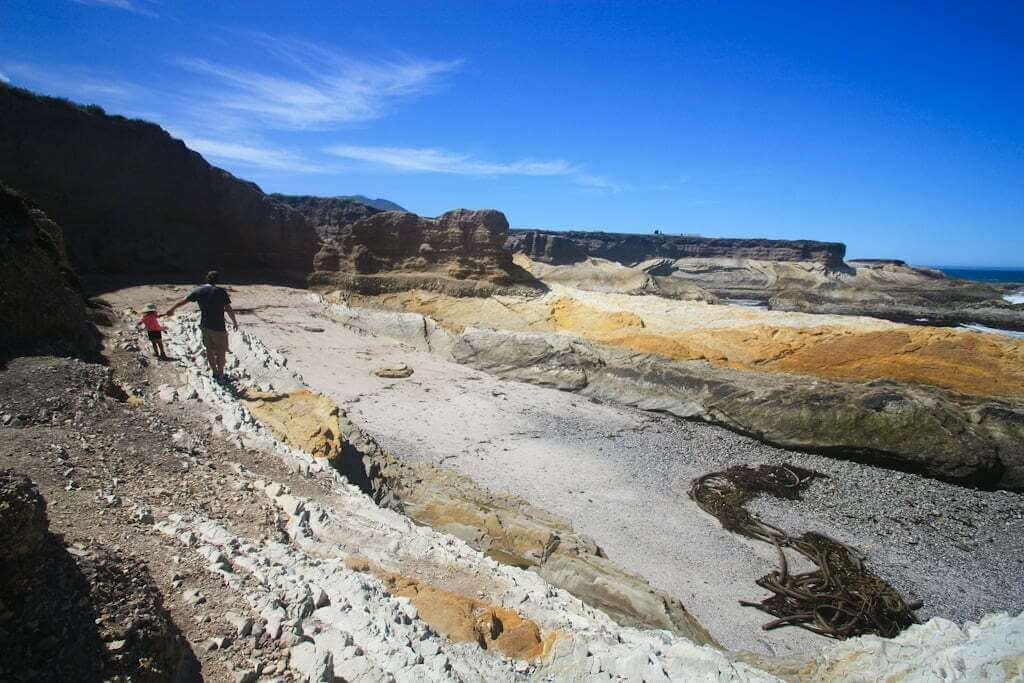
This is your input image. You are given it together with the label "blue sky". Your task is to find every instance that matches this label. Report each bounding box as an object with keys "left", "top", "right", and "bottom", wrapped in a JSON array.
[{"left": 2, "top": 1, "right": 1022, "bottom": 266}]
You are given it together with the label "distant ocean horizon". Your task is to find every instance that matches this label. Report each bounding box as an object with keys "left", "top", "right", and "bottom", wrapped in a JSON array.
[{"left": 932, "top": 267, "right": 1024, "bottom": 284}]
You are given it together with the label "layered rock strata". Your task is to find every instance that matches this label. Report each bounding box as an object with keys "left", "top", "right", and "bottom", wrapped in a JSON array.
[
  {"left": 508, "top": 229, "right": 847, "bottom": 268},
  {"left": 0, "top": 183, "right": 96, "bottom": 357},
  {"left": 508, "top": 229, "right": 1022, "bottom": 329},
  {"left": 309, "top": 209, "right": 543, "bottom": 296},
  {"left": 514, "top": 254, "right": 719, "bottom": 302},
  {"left": 327, "top": 296, "right": 1024, "bottom": 489},
  {"left": 0, "top": 84, "right": 317, "bottom": 280},
  {"left": 236, "top": 382, "right": 717, "bottom": 645}
]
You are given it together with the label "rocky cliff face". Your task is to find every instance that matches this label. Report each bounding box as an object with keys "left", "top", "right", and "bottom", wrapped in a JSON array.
[
  {"left": 0, "top": 84, "right": 317, "bottom": 280},
  {"left": 310, "top": 209, "right": 542, "bottom": 295},
  {"left": 269, "top": 194, "right": 383, "bottom": 241},
  {"left": 508, "top": 229, "right": 847, "bottom": 268},
  {"left": 0, "top": 183, "right": 95, "bottom": 358},
  {"left": 508, "top": 228, "right": 1022, "bottom": 328}
]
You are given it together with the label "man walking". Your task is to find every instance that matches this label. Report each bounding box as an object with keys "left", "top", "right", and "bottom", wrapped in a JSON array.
[{"left": 165, "top": 271, "right": 239, "bottom": 381}]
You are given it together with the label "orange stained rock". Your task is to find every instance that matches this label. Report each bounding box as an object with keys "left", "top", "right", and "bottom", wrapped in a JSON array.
[
  {"left": 546, "top": 299, "right": 1024, "bottom": 399},
  {"left": 242, "top": 389, "right": 344, "bottom": 460},
  {"left": 344, "top": 557, "right": 556, "bottom": 661}
]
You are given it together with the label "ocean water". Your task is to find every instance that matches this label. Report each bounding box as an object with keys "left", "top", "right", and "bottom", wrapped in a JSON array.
[
  {"left": 933, "top": 267, "right": 1024, "bottom": 305},
  {"left": 934, "top": 266, "right": 1024, "bottom": 283}
]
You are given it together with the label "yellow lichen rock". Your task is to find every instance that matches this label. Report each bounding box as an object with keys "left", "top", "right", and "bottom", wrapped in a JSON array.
[
  {"left": 345, "top": 557, "right": 557, "bottom": 661},
  {"left": 243, "top": 389, "right": 344, "bottom": 460}
]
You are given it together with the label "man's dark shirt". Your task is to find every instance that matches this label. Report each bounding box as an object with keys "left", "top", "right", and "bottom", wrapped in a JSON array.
[{"left": 187, "top": 284, "right": 231, "bottom": 332}]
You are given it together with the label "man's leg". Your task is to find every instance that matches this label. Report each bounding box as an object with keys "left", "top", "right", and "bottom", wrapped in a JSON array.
[
  {"left": 216, "top": 348, "right": 227, "bottom": 375},
  {"left": 206, "top": 347, "right": 218, "bottom": 373}
]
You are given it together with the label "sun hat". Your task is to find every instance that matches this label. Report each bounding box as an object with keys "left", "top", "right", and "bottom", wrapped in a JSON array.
[{"left": 142, "top": 303, "right": 157, "bottom": 313}]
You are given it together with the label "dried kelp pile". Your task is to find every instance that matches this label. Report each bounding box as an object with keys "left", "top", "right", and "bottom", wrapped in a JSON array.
[{"left": 689, "top": 464, "right": 920, "bottom": 639}]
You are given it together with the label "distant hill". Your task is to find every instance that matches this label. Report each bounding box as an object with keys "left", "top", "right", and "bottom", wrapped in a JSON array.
[{"left": 337, "top": 195, "right": 407, "bottom": 212}]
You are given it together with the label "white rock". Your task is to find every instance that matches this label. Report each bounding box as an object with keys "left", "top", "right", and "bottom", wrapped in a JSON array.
[{"left": 224, "top": 611, "right": 254, "bottom": 638}]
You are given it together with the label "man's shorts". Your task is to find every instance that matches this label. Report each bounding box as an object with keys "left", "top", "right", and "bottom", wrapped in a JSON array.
[
  {"left": 147, "top": 330, "right": 162, "bottom": 342},
  {"left": 201, "top": 328, "right": 228, "bottom": 354}
]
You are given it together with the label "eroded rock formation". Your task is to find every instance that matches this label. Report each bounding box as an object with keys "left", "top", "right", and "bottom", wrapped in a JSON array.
[
  {"left": 346, "top": 556, "right": 556, "bottom": 661},
  {"left": 0, "top": 84, "right": 317, "bottom": 280},
  {"left": 508, "top": 229, "right": 847, "bottom": 267},
  {"left": 452, "top": 328, "right": 1024, "bottom": 489},
  {"left": 310, "top": 209, "right": 543, "bottom": 296},
  {"left": 233, "top": 383, "right": 717, "bottom": 645},
  {"left": 0, "top": 183, "right": 96, "bottom": 357},
  {"left": 269, "top": 194, "right": 383, "bottom": 241},
  {"left": 243, "top": 389, "right": 345, "bottom": 461},
  {"left": 507, "top": 228, "right": 1022, "bottom": 329},
  {"left": 327, "top": 296, "right": 1024, "bottom": 489}
]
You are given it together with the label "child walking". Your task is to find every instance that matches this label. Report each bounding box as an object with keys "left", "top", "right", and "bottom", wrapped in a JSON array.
[{"left": 139, "top": 303, "right": 167, "bottom": 359}]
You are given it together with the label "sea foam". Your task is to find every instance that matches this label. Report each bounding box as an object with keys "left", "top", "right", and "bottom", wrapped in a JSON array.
[
  {"left": 1004, "top": 290, "right": 1024, "bottom": 305},
  {"left": 959, "top": 323, "right": 1024, "bottom": 339}
]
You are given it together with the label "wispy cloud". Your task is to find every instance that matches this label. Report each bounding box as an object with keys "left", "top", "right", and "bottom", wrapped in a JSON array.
[
  {"left": 0, "top": 61, "right": 138, "bottom": 99},
  {"left": 325, "top": 144, "right": 572, "bottom": 176},
  {"left": 574, "top": 173, "right": 622, "bottom": 192},
  {"left": 0, "top": 72, "right": 9, "bottom": 83},
  {"left": 169, "top": 131, "right": 334, "bottom": 173},
  {"left": 324, "top": 143, "right": 620, "bottom": 191},
  {"left": 177, "top": 37, "right": 459, "bottom": 130},
  {"left": 70, "top": 0, "right": 159, "bottom": 18}
]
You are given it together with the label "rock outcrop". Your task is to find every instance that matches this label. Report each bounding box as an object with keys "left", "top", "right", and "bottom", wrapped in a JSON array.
[
  {"left": 0, "top": 84, "right": 317, "bottom": 280},
  {"left": 202, "top": 351, "right": 717, "bottom": 646},
  {"left": 771, "top": 260, "right": 1023, "bottom": 330},
  {"left": 0, "top": 183, "right": 96, "bottom": 358},
  {"left": 452, "top": 328, "right": 1024, "bottom": 489},
  {"left": 310, "top": 209, "right": 543, "bottom": 296},
  {"left": 0, "top": 471, "right": 187, "bottom": 681},
  {"left": 508, "top": 229, "right": 847, "bottom": 268},
  {"left": 326, "top": 296, "right": 1024, "bottom": 489},
  {"left": 269, "top": 194, "right": 383, "bottom": 241},
  {"left": 507, "top": 229, "right": 1023, "bottom": 329},
  {"left": 514, "top": 254, "right": 719, "bottom": 302}
]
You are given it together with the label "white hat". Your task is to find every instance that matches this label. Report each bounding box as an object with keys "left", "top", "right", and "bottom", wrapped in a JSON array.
[{"left": 142, "top": 303, "right": 157, "bottom": 313}]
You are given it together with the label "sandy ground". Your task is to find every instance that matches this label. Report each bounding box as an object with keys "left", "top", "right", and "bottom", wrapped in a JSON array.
[{"left": 102, "top": 284, "right": 1024, "bottom": 657}]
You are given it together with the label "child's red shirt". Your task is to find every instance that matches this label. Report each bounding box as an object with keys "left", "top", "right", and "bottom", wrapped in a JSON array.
[{"left": 140, "top": 312, "right": 162, "bottom": 332}]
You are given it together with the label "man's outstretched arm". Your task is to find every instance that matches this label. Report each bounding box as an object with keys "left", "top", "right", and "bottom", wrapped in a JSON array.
[
  {"left": 225, "top": 303, "right": 239, "bottom": 331},
  {"left": 163, "top": 298, "right": 190, "bottom": 317}
]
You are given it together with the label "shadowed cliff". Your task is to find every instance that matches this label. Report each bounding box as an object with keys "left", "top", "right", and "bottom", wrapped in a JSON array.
[{"left": 0, "top": 83, "right": 317, "bottom": 283}]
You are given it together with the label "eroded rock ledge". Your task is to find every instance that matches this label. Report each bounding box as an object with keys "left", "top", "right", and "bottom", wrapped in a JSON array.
[
  {"left": 507, "top": 229, "right": 847, "bottom": 268},
  {"left": 310, "top": 209, "right": 544, "bottom": 296},
  {"left": 325, "top": 299, "right": 1024, "bottom": 490},
  {"left": 240, "top": 386, "right": 718, "bottom": 647}
]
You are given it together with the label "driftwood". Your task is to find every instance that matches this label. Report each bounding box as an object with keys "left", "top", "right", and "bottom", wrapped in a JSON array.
[{"left": 689, "top": 464, "right": 920, "bottom": 639}]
